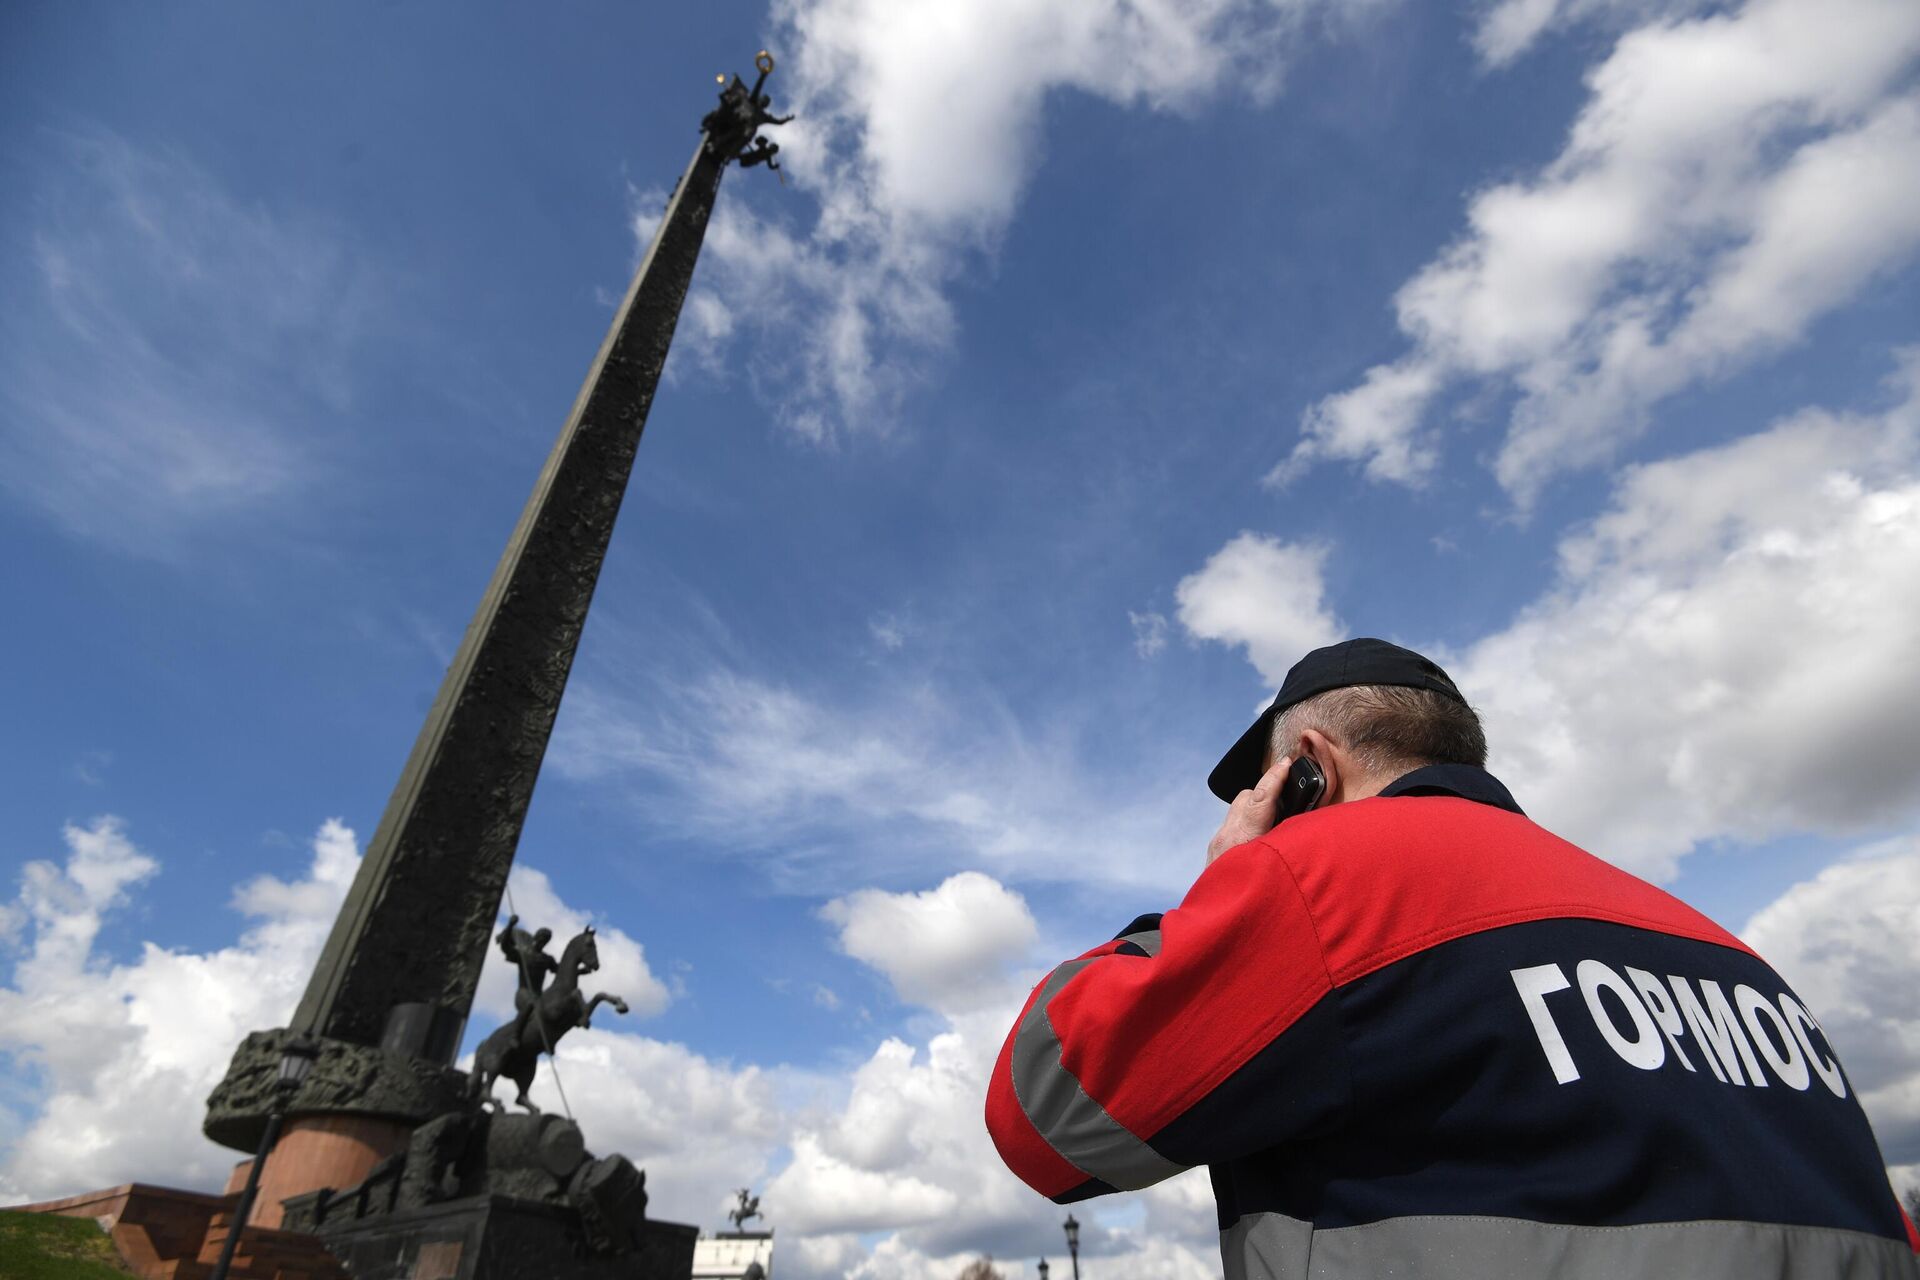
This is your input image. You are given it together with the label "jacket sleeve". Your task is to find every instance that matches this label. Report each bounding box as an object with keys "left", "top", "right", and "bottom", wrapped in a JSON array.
[{"left": 984, "top": 837, "right": 1350, "bottom": 1201}]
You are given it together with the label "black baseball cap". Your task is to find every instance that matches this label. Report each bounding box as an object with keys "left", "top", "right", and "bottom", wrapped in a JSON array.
[{"left": 1207, "top": 638, "right": 1467, "bottom": 802}]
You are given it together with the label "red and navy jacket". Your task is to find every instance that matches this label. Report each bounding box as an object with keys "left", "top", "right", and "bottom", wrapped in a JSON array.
[{"left": 986, "top": 767, "right": 1920, "bottom": 1279}]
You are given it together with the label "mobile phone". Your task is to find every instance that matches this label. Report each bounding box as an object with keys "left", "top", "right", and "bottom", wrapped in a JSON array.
[{"left": 1275, "top": 757, "right": 1326, "bottom": 825}]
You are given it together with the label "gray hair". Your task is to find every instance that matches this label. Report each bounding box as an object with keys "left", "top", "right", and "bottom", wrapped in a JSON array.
[{"left": 1270, "top": 684, "right": 1487, "bottom": 777}]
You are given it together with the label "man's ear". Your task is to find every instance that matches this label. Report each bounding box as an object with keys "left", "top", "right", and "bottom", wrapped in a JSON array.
[{"left": 1296, "top": 727, "right": 1341, "bottom": 807}]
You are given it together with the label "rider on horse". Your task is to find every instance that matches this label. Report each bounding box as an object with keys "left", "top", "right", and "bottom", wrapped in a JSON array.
[
  {"left": 474, "top": 922, "right": 628, "bottom": 1112},
  {"left": 497, "top": 914, "right": 560, "bottom": 1041}
]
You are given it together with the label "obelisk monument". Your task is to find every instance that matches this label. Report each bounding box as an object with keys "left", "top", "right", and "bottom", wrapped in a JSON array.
[{"left": 204, "top": 56, "right": 792, "bottom": 1225}]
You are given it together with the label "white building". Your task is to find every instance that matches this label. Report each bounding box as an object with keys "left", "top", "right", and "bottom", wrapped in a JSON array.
[{"left": 692, "top": 1230, "right": 774, "bottom": 1280}]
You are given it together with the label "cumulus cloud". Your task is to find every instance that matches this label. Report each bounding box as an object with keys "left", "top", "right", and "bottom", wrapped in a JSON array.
[
  {"left": 766, "top": 990, "right": 1135, "bottom": 1279},
  {"left": 1457, "top": 352, "right": 1920, "bottom": 878},
  {"left": 505, "top": 1028, "right": 787, "bottom": 1233},
  {"left": 1285, "top": 0, "right": 1920, "bottom": 505},
  {"left": 1270, "top": 358, "right": 1443, "bottom": 488},
  {"left": 1, "top": 820, "right": 159, "bottom": 1086},
  {"left": 646, "top": 0, "right": 1387, "bottom": 441},
  {"left": 1173, "top": 533, "right": 1340, "bottom": 686},
  {"left": 1742, "top": 837, "right": 1920, "bottom": 1172},
  {"left": 823, "top": 872, "right": 1038, "bottom": 1013},
  {"left": 775, "top": 875, "right": 1220, "bottom": 1280},
  {"left": 767, "top": 1014, "right": 1220, "bottom": 1276},
  {"left": 0, "top": 819, "right": 353, "bottom": 1202},
  {"left": 774, "top": 1129, "right": 960, "bottom": 1234},
  {"left": 1190, "top": 352, "right": 1920, "bottom": 880},
  {"left": 0, "top": 132, "right": 379, "bottom": 555},
  {"left": 0, "top": 825, "right": 1220, "bottom": 1275},
  {"left": 0, "top": 818, "right": 681, "bottom": 1210}
]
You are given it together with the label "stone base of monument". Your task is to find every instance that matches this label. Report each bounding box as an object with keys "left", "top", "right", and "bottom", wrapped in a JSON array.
[
  {"left": 277, "top": 1110, "right": 693, "bottom": 1280},
  {"left": 289, "top": 1194, "right": 698, "bottom": 1280},
  {"left": 9, "top": 1182, "right": 347, "bottom": 1279}
]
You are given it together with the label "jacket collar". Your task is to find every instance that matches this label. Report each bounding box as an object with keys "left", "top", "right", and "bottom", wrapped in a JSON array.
[{"left": 1377, "top": 763, "right": 1524, "bottom": 815}]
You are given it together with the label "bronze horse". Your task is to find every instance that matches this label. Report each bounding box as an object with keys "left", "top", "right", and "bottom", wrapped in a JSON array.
[{"left": 471, "top": 926, "right": 628, "bottom": 1112}]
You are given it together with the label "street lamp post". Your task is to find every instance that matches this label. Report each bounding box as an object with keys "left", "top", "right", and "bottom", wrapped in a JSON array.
[
  {"left": 209, "top": 1036, "right": 321, "bottom": 1280},
  {"left": 1062, "top": 1213, "right": 1081, "bottom": 1280},
  {"left": 1037, "top": 1258, "right": 1050, "bottom": 1280}
]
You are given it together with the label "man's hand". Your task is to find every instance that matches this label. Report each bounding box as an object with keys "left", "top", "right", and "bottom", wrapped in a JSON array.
[{"left": 1207, "top": 757, "right": 1291, "bottom": 865}]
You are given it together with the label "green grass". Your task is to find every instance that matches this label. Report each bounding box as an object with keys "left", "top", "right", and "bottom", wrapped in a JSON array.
[{"left": 0, "top": 1212, "right": 133, "bottom": 1279}]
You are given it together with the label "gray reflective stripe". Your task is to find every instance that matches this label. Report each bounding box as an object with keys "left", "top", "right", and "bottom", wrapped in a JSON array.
[
  {"left": 1117, "top": 928, "right": 1162, "bottom": 957},
  {"left": 1009, "top": 956, "right": 1188, "bottom": 1191},
  {"left": 1225, "top": 1211, "right": 1920, "bottom": 1280},
  {"left": 1222, "top": 1213, "right": 1312, "bottom": 1280}
]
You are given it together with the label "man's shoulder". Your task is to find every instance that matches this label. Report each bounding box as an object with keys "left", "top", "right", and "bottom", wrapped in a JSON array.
[
  {"left": 1254, "top": 796, "right": 1749, "bottom": 985},
  {"left": 1253, "top": 790, "right": 1541, "bottom": 867}
]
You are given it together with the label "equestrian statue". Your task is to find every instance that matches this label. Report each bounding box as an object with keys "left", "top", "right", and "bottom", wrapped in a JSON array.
[{"left": 471, "top": 917, "right": 630, "bottom": 1112}]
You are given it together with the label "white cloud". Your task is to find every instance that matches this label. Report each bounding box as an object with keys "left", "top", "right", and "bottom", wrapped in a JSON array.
[
  {"left": 647, "top": 0, "right": 1387, "bottom": 441},
  {"left": 1473, "top": 0, "right": 1577, "bottom": 66},
  {"left": 1270, "top": 358, "right": 1442, "bottom": 488},
  {"left": 1129, "top": 610, "right": 1170, "bottom": 657},
  {"left": 229, "top": 819, "right": 359, "bottom": 944},
  {"left": 550, "top": 665, "right": 1217, "bottom": 897},
  {"left": 1742, "top": 837, "right": 1920, "bottom": 1169},
  {"left": 1495, "top": 94, "right": 1920, "bottom": 499},
  {"left": 1286, "top": 0, "right": 1920, "bottom": 504},
  {"left": 774, "top": 0, "right": 1366, "bottom": 231},
  {"left": 1189, "top": 352, "right": 1920, "bottom": 880},
  {"left": 870, "top": 613, "right": 911, "bottom": 652},
  {"left": 1173, "top": 533, "right": 1340, "bottom": 687},
  {"left": 768, "top": 960, "right": 1042, "bottom": 1263},
  {"left": 1456, "top": 352, "right": 1920, "bottom": 878},
  {"left": 0, "top": 831, "right": 1220, "bottom": 1275},
  {"left": 0, "top": 819, "right": 351, "bottom": 1202},
  {"left": 768, "top": 995, "right": 1142, "bottom": 1276},
  {"left": 24, "top": 818, "right": 157, "bottom": 965},
  {"left": 681, "top": 290, "right": 737, "bottom": 370},
  {"left": 1137, "top": 1167, "right": 1225, "bottom": 1252},
  {"left": 0, "top": 133, "right": 378, "bottom": 554},
  {"left": 1, "top": 819, "right": 159, "bottom": 1090},
  {"left": 835, "top": 1237, "right": 1003, "bottom": 1280},
  {"left": 1471, "top": 0, "right": 1711, "bottom": 68},
  {"left": 829, "top": 1234, "right": 1221, "bottom": 1280},
  {"left": 771, "top": 1130, "right": 960, "bottom": 1234},
  {"left": 822, "top": 872, "right": 1038, "bottom": 1012},
  {"left": 504, "top": 1028, "right": 787, "bottom": 1233},
  {"left": 0, "top": 818, "right": 676, "bottom": 1209},
  {"left": 786, "top": 1233, "right": 870, "bottom": 1279},
  {"left": 776, "top": 875, "right": 1221, "bottom": 1278}
]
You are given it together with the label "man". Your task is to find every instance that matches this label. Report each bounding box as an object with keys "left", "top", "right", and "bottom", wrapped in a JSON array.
[
  {"left": 986, "top": 638, "right": 1919, "bottom": 1277},
  {"left": 497, "top": 913, "right": 559, "bottom": 1041}
]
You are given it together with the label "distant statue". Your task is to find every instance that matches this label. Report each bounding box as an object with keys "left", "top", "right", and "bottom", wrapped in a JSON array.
[
  {"left": 739, "top": 136, "right": 784, "bottom": 174},
  {"left": 471, "top": 924, "right": 629, "bottom": 1112},
  {"left": 728, "top": 1187, "right": 762, "bottom": 1231},
  {"left": 702, "top": 50, "right": 793, "bottom": 170}
]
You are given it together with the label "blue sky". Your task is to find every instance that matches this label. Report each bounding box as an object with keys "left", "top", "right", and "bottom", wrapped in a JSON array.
[{"left": 3, "top": 2, "right": 1918, "bottom": 1276}]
